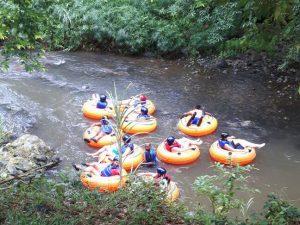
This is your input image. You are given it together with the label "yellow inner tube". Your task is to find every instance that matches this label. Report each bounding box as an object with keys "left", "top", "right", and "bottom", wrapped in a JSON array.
[
  {"left": 209, "top": 140, "right": 256, "bottom": 166},
  {"left": 120, "top": 99, "right": 156, "bottom": 115},
  {"left": 83, "top": 125, "right": 117, "bottom": 148},
  {"left": 137, "top": 172, "right": 180, "bottom": 202},
  {"left": 121, "top": 117, "right": 157, "bottom": 134},
  {"left": 82, "top": 100, "right": 113, "bottom": 120},
  {"left": 178, "top": 115, "right": 218, "bottom": 137},
  {"left": 104, "top": 144, "right": 144, "bottom": 171},
  {"left": 157, "top": 142, "right": 200, "bottom": 165},
  {"left": 80, "top": 163, "right": 128, "bottom": 192}
]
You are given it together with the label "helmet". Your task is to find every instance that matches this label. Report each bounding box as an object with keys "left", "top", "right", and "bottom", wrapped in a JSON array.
[
  {"left": 221, "top": 132, "right": 230, "bottom": 140},
  {"left": 166, "top": 136, "right": 175, "bottom": 145},
  {"left": 195, "top": 105, "right": 202, "bottom": 110},
  {"left": 140, "top": 95, "right": 147, "bottom": 101},
  {"left": 141, "top": 107, "right": 148, "bottom": 115},
  {"left": 157, "top": 167, "right": 167, "bottom": 176},
  {"left": 100, "top": 94, "right": 107, "bottom": 102},
  {"left": 122, "top": 134, "right": 131, "bottom": 143}
]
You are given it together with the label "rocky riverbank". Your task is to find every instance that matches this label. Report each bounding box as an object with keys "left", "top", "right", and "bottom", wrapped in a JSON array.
[
  {"left": 0, "top": 134, "right": 59, "bottom": 181},
  {"left": 182, "top": 51, "right": 300, "bottom": 103}
]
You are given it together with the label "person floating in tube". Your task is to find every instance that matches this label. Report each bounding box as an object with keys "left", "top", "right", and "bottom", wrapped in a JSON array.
[
  {"left": 164, "top": 136, "right": 202, "bottom": 153},
  {"left": 218, "top": 132, "right": 265, "bottom": 152},
  {"left": 72, "top": 156, "right": 120, "bottom": 177},
  {"left": 86, "top": 134, "right": 134, "bottom": 163},
  {"left": 180, "top": 105, "right": 212, "bottom": 127},
  {"left": 84, "top": 116, "right": 113, "bottom": 143},
  {"left": 126, "top": 106, "right": 151, "bottom": 122}
]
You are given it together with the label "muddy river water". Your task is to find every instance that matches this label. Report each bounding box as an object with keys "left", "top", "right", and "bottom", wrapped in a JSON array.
[{"left": 0, "top": 52, "right": 299, "bottom": 211}]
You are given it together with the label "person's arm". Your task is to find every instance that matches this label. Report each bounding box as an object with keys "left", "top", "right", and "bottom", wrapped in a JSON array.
[
  {"left": 204, "top": 111, "right": 212, "bottom": 116},
  {"left": 180, "top": 112, "right": 191, "bottom": 119},
  {"left": 227, "top": 136, "right": 236, "bottom": 140},
  {"left": 223, "top": 143, "right": 236, "bottom": 151},
  {"left": 91, "top": 122, "right": 101, "bottom": 127},
  {"left": 224, "top": 143, "right": 247, "bottom": 152},
  {"left": 170, "top": 146, "right": 187, "bottom": 152}
]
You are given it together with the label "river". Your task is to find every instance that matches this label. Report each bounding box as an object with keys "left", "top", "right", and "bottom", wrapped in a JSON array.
[{"left": 0, "top": 52, "right": 299, "bottom": 211}]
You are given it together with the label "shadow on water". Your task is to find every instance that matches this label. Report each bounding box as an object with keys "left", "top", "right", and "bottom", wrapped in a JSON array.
[{"left": 0, "top": 51, "right": 299, "bottom": 211}]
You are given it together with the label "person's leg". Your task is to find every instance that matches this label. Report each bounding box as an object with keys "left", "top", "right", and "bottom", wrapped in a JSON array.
[
  {"left": 93, "top": 131, "right": 106, "bottom": 142},
  {"left": 236, "top": 140, "right": 265, "bottom": 149},
  {"left": 197, "top": 116, "right": 204, "bottom": 127},
  {"left": 98, "top": 151, "right": 108, "bottom": 163},
  {"left": 187, "top": 112, "right": 196, "bottom": 127},
  {"left": 83, "top": 167, "right": 100, "bottom": 176},
  {"left": 180, "top": 137, "right": 202, "bottom": 146},
  {"left": 90, "top": 129, "right": 101, "bottom": 141}
]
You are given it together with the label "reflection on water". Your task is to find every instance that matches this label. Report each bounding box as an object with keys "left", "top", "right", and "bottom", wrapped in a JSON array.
[{"left": 0, "top": 51, "right": 299, "bottom": 210}]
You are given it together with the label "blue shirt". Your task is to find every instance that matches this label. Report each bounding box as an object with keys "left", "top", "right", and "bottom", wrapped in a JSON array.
[
  {"left": 137, "top": 114, "right": 150, "bottom": 119},
  {"left": 100, "top": 121, "right": 113, "bottom": 134},
  {"left": 97, "top": 101, "right": 107, "bottom": 109},
  {"left": 144, "top": 148, "right": 157, "bottom": 165},
  {"left": 218, "top": 139, "right": 244, "bottom": 150},
  {"left": 101, "top": 164, "right": 119, "bottom": 177}
]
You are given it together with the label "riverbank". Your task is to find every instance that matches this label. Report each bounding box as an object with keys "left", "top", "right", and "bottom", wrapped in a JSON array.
[{"left": 180, "top": 51, "right": 300, "bottom": 104}]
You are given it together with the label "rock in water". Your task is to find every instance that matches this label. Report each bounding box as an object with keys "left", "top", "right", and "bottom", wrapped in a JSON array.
[{"left": 216, "top": 59, "right": 229, "bottom": 69}]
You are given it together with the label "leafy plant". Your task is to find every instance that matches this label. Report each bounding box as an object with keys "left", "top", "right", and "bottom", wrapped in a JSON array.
[
  {"left": 263, "top": 193, "right": 300, "bottom": 225},
  {"left": 193, "top": 163, "right": 259, "bottom": 220},
  {"left": 0, "top": 172, "right": 185, "bottom": 225}
]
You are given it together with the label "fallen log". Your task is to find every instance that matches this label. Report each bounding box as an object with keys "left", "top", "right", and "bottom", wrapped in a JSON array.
[{"left": 0, "top": 159, "right": 60, "bottom": 185}]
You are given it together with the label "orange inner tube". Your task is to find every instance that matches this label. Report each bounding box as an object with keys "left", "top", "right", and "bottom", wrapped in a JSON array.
[
  {"left": 178, "top": 115, "right": 218, "bottom": 137},
  {"left": 80, "top": 163, "right": 128, "bottom": 192},
  {"left": 209, "top": 140, "right": 256, "bottom": 166},
  {"left": 121, "top": 117, "right": 157, "bottom": 134},
  {"left": 82, "top": 100, "right": 113, "bottom": 120},
  {"left": 156, "top": 142, "right": 200, "bottom": 165}
]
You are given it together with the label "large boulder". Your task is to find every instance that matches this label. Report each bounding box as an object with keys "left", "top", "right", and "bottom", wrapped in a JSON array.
[{"left": 0, "top": 134, "right": 58, "bottom": 179}]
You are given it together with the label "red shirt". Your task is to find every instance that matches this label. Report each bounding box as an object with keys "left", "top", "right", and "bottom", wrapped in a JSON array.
[{"left": 164, "top": 141, "right": 181, "bottom": 152}]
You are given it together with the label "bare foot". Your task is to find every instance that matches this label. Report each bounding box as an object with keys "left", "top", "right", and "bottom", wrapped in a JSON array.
[{"left": 257, "top": 143, "right": 266, "bottom": 149}]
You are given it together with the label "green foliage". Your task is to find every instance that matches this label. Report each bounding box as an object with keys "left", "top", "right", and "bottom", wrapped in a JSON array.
[
  {"left": 0, "top": 0, "right": 53, "bottom": 71},
  {"left": 1, "top": 169, "right": 299, "bottom": 225},
  {"left": 1, "top": 0, "right": 300, "bottom": 70},
  {"left": 263, "top": 193, "right": 300, "bottom": 225},
  {"left": 193, "top": 163, "right": 259, "bottom": 220},
  {"left": 0, "top": 173, "right": 185, "bottom": 225}
]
